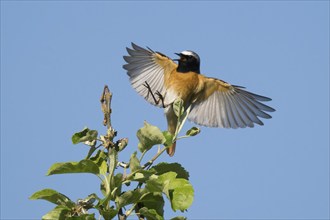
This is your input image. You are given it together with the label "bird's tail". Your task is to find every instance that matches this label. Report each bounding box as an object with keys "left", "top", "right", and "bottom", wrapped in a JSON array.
[
  {"left": 166, "top": 105, "right": 178, "bottom": 157},
  {"left": 166, "top": 141, "right": 176, "bottom": 157}
]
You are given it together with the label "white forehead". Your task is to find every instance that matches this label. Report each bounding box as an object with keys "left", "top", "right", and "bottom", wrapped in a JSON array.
[{"left": 180, "top": 50, "right": 195, "bottom": 56}]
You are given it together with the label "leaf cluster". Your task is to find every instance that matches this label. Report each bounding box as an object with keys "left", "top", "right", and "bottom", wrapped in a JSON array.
[{"left": 30, "top": 88, "right": 199, "bottom": 220}]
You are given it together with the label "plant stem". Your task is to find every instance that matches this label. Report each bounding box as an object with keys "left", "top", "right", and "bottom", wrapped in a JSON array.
[
  {"left": 173, "top": 104, "right": 191, "bottom": 141},
  {"left": 125, "top": 203, "right": 137, "bottom": 217},
  {"left": 100, "top": 85, "right": 113, "bottom": 129},
  {"left": 175, "top": 135, "right": 190, "bottom": 141},
  {"left": 139, "top": 150, "right": 147, "bottom": 163},
  {"left": 142, "top": 146, "right": 167, "bottom": 169},
  {"left": 140, "top": 104, "right": 192, "bottom": 170}
]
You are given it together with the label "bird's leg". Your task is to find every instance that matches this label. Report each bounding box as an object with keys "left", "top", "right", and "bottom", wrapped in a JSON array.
[
  {"left": 143, "top": 81, "right": 166, "bottom": 108},
  {"left": 155, "top": 91, "right": 166, "bottom": 108},
  {"left": 143, "top": 81, "right": 158, "bottom": 104}
]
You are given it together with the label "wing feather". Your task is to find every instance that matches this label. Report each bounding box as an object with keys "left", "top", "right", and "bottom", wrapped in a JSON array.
[
  {"left": 123, "top": 43, "right": 177, "bottom": 107},
  {"left": 234, "top": 94, "right": 263, "bottom": 126},
  {"left": 225, "top": 92, "right": 248, "bottom": 128},
  {"left": 223, "top": 94, "right": 237, "bottom": 128},
  {"left": 188, "top": 77, "right": 275, "bottom": 128}
]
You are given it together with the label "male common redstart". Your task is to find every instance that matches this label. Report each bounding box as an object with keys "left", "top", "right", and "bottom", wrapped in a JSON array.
[{"left": 123, "top": 43, "right": 275, "bottom": 156}]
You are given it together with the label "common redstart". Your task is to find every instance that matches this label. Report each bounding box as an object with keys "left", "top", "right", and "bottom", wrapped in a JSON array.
[{"left": 123, "top": 43, "right": 275, "bottom": 156}]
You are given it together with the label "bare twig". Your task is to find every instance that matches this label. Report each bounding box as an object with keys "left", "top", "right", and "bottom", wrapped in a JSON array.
[
  {"left": 100, "top": 85, "right": 117, "bottom": 146},
  {"left": 100, "top": 85, "right": 112, "bottom": 129}
]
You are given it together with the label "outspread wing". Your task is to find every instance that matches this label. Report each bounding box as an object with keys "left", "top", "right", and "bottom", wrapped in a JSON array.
[
  {"left": 123, "top": 43, "right": 177, "bottom": 107},
  {"left": 188, "top": 77, "right": 275, "bottom": 128}
]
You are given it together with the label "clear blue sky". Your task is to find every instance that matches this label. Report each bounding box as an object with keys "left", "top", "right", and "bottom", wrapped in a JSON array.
[{"left": 1, "top": 1, "right": 329, "bottom": 219}]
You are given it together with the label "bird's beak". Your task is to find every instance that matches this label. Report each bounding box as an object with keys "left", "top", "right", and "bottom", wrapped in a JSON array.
[{"left": 173, "top": 53, "right": 181, "bottom": 61}]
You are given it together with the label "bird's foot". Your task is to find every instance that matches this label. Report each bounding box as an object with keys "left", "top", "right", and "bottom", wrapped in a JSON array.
[{"left": 143, "top": 81, "right": 166, "bottom": 108}]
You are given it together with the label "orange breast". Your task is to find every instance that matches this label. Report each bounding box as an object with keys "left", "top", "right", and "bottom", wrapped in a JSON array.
[{"left": 165, "top": 70, "right": 201, "bottom": 103}]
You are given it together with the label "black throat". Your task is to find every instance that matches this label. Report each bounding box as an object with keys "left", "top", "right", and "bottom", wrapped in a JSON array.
[{"left": 177, "top": 62, "right": 200, "bottom": 74}]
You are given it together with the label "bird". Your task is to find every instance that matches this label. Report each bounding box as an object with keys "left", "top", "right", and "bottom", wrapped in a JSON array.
[{"left": 123, "top": 43, "right": 275, "bottom": 156}]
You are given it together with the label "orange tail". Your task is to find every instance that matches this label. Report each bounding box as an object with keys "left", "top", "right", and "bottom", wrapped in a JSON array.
[
  {"left": 166, "top": 141, "right": 176, "bottom": 157},
  {"left": 166, "top": 105, "right": 178, "bottom": 156}
]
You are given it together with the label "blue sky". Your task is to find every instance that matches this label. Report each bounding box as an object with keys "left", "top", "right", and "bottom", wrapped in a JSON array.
[{"left": 1, "top": 1, "right": 329, "bottom": 219}]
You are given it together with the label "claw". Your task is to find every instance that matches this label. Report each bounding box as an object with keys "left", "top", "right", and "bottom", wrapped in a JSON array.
[
  {"left": 155, "top": 91, "right": 166, "bottom": 108},
  {"left": 143, "top": 81, "right": 151, "bottom": 99},
  {"left": 143, "top": 81, "right": 166, "bottom": 108}
]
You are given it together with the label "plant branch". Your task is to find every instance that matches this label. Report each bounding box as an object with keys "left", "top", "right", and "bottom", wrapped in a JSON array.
[
  {"left": 140, "top": 105, "right": 192, "bottom": 170},
  {"left": 139, "top": 150, "right": 147, "bottom": 163},
  {"left": 100, "top": 85, "right": 113, "bottom": 129},
  {"left": 142, "top": 146, "right": 167, "bottom": 169},
  {"left": 173, "top": 104, "right": 191, "bottom": 141},
  {"left": 125, "top": 203, "right": 137, "bottom": 217}
]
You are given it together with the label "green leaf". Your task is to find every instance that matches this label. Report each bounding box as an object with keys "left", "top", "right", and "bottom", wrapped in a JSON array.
[
  {"left": 72, "top": 127, "right": 98, "bottom": 144},
  {"left": 170, "top": 217, "right": 187, "bottom": 220},
  {"left": 140, "top": 192, "right": 164, "bottom": 217},
  {"left": 116, "top": 138, "right": 128, "bottom": 152},
  {"left": 86, "top": 145, "right": 97, "bottom": 159},
  {"left": 67, "top": 214, "right": 96, "bottom": 220},
  {"left": 115, "top": 189, "right": 146, "bottom": 209},
  {"left": 100, "top": 182, "right": 107, "bottom": 197},
  {"left": 131, "top": 170, "right": 156, "bottom": 182},
  {"left": 146, "top": 172, "right": 177, "bottom": 195},
  {"left": 168, "top": 179, "right": 194, "bottom": 212},
  {"left": 151, "top": 163, "right": 190, "bottom": 180},
  {"left": 129, "top": 151, "right": 141, "bottom": 173},
  {"left": 47, "top": 160, "right": 99, "bottom": 175},
  {"left": 30, "top": 189, "right": 75, "bottom": 208},
  {"left": 137, "top": 122, "right": 166, "bottom": 153},
  {"left": 145, "top": 175, "right": 163, "bottom": 193},
  {"left": 148, "top": 172, "right": 194, "bottom": 212},
  {"left": 158, "top": 172, "right": 177, "bottom": 184},
  {"left": 173, "top": 99, "right": 184, "bottom": 117},
  {"left": 139, "top": 207, "right": 164, "bottom": 220},
  {"left": 77, "top": 194, "right": 97, "bottom": 210},
  {"left": 162, "top": 131, "right": 174, "bottom": 147},
  {"left": 158, "top": 172, "right": 177, "bottom": 199},
  {"left": 99, "top": 208, "right": 118, "bottom": 220},
  {"left": 42, "top": 205, "right": 70, "bottom": 220},
  {"left": 111, "top": 173, "right": 123, "bottom": 198},
  {"left": 90, "top": 150, "right": 107, "bottom": 175},
  {"left": 185, "top": 127, "right": 200, "bottom": 137}
]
